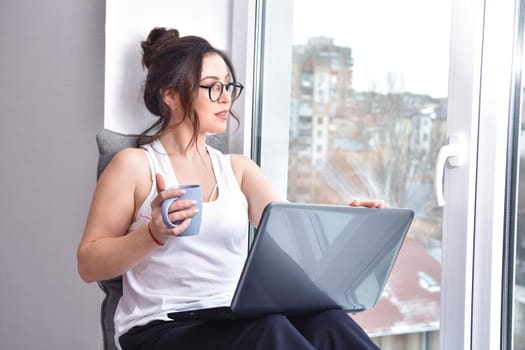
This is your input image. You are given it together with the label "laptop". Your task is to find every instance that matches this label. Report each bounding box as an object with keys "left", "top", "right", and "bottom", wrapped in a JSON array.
[{"left": 168, "top": 202, "right": 414, "bottom": 321}]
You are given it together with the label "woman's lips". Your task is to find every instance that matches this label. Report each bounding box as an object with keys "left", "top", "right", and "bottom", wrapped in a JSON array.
[{"left": 215, "top": 110, "right": 229, "bottom": 119}]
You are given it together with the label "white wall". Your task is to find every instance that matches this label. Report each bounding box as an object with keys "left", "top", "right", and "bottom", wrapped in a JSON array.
[
  {"left": 105, "top": 0, "right": 231, "bottom": 134},
  {"left": 104, "top": 0, "right": 256, "bottom": 156},
  {"left": 0, "top": 1, "right": 105, "bottom": 349}
]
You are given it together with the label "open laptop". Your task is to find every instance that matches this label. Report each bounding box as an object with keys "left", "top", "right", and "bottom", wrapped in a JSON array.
[{"left": 168, "top": 202, "right": 414, "bottom": 321}]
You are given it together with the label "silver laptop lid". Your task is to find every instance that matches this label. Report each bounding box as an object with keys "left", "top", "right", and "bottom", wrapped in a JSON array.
[{"left": 231, "top": 202, "right": 414, "bottom": 315}]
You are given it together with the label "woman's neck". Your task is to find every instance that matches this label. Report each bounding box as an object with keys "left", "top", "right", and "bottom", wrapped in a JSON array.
[{"left": 159, "top": 129, "right": 208, "bottom": 160}]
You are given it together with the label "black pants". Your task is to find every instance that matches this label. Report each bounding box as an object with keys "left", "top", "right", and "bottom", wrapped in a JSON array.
[{"left": 119, "top": 309, "right": 379, "bottom": 350}]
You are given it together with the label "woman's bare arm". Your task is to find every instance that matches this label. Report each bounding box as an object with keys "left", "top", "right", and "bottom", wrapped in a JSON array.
[
  {"left": 230, "top": 154, "right": 287, "bottom": 227},
  {"left": 77, "top": 148, "right": 158, "bottom": 282},
  {"left": 77, "top": 149, "right": 196, "bottom": 282}
]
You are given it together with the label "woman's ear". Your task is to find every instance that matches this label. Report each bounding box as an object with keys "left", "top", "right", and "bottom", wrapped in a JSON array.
[{"left": 161, "top": 88, "right": 181, "bottom": 112}]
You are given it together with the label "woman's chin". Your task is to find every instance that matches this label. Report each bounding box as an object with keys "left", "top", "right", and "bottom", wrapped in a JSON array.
[{"left": 205, "top": 127, "right": 228, "bottom": 135}]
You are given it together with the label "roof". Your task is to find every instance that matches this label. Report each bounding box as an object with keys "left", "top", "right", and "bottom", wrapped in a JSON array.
[{"left": 349, "top": 240, "right": 441, "bottom": 337}]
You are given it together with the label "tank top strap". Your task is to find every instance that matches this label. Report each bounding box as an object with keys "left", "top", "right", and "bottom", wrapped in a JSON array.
[
  {"left": 142, "top": 140, "right": 179, "bottom": 186},
  {"left": 141, "top": 145, "right": 158, "bottom": 184},
  {"left": 207, "top": 146, "right": 238, "bottom": 192}
]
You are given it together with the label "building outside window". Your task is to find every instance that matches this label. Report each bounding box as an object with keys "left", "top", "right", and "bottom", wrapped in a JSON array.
[
  {"left": 287, "top": 30, "right": 444, "bottom": 350},
  {"left": 255, "top": 0, "right": 451, "bottom": 348}
]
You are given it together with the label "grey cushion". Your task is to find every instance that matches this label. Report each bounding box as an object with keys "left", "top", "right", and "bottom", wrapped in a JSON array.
[
  {"left": 96, "top": 129, "right": 140, "bottom": 178},
  {"left": 96, "top": 129, "right": 140, "bottom": 350}
]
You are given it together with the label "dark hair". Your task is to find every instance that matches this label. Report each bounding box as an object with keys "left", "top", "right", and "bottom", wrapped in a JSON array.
[{"left": 138, "top": 27, "right": 240, "bottom": 147}]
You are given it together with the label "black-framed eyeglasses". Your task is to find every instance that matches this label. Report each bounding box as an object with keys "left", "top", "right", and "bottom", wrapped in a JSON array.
[{"left": 199, "top": 81, "right": 244, "bottom": 102}]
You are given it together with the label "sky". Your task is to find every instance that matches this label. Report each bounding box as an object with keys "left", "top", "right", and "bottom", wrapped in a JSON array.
[{"left": 292, "top": 0, "right": 453, "bottom": 98}]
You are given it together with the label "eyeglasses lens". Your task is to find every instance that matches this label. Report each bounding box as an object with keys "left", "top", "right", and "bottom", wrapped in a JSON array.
[
  {"left": 227, "top": 84, "right": 239, "bottom": 101},
  {"left": 210, "top": 83, "right": 223, "bottom": 101}
]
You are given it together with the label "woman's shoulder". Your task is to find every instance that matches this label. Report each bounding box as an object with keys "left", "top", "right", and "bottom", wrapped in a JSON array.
[
  {"left": 227, "top": 153, "right": 261, "bottom": 183},
  {"left": 95, "top": 147, "right": 152, "bottom": 214},
  {"left": 112, "top": 147, "right": 148, "bottom": 166},
  {"left": 102, "top": 147, "right": 149, "bottom": 180},
  {"left": 228, "top": 153, "right": 256, "bottom": 170},
  {"left": 206, "top": 146, "right": 259, "bottom": 181}
]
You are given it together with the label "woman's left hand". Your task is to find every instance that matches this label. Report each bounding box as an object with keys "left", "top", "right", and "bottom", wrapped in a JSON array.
[{"left": 349, "top": 199, "right": 389, "bottom": 208}]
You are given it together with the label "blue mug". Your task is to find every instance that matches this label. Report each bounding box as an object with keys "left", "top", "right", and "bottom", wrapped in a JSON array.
[{"left": 160, "top": 184, "right": 202, "bottom": 236}]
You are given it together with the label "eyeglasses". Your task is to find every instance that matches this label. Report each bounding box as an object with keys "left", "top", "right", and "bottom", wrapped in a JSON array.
[{"left": 199, "top": 81, "right": 244, "bottom": 102}]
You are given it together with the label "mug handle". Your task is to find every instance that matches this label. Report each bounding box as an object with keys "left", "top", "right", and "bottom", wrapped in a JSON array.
[{"left": 161, "top": 197, "right": 180, "bottom": 228}]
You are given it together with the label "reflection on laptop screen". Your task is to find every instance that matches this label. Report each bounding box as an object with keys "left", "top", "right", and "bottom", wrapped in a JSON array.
[{"left": 259, "top": 203, "right": 412, "bottom": 311}]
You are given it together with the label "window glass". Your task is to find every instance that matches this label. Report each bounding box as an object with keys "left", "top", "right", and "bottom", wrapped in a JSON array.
[{"left": 264, "top": 0, "right": 452, "bottom": 348}]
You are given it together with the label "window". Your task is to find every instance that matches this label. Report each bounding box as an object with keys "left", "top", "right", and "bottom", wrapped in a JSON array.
[
  {"left": 246, "top": 0, "right": 523, "bottom": 347},
  {"left": 254, "top": 0, "right": 452, "bottom": 348}
]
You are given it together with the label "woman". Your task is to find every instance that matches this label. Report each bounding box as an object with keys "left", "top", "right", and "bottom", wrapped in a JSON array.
[{"left": 77, "top": 27, "right": 384, "bottom": 350}]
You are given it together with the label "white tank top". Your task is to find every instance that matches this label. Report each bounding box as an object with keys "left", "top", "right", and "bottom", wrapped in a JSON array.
[{"left": 114, "top": 140, "right": 249, "bottom": 344}]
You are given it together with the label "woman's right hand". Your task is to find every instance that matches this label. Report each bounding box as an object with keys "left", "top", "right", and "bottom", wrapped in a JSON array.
[
  {"left": 349, "top": 199, "right": 389, "bottom": 208},
  {"left": 148, "top": 173, "right": 199, "bottom": 244}
]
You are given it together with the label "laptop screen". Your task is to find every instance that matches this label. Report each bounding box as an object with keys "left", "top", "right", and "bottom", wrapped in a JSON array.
[{"left": 235, "top": 203, "right": 414, "bottom": 313}]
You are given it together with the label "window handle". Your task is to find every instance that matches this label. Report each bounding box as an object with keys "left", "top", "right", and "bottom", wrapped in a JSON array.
[{"left": 434, "top": 134, "right": 465, "bottom": 207}]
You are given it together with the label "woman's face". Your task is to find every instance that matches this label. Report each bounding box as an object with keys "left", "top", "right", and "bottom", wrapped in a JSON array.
[{"left": 194, "top": 53, "right": 234, "bottom": 135}]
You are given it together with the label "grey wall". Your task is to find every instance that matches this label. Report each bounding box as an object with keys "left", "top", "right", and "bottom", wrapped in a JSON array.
[{"left": 0, "top": 1, "right": 105, "bottom": 349}]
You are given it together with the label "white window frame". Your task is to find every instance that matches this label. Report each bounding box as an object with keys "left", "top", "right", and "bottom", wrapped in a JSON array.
[
  {"left": 230, "top": 0, "right": 293, "bottom": 196},
  {"left": 469, "top": 0, "right": 522, "bottom": 348}
]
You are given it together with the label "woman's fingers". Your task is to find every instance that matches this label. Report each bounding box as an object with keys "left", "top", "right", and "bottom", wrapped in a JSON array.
[
  {"left": 150, "top": 173, "right": 199, "bottom": 238},
  {"left": 152, "top": 188, "right": 187, "bottom": 207},
  {"left": 168, "top": 218, "right": 192, "bottom": 236},
  {"left": 151, "top": 174, "right": 188, "bottom": 207},
  {"left": 156, "top": 173, "right": 166, "bottom": 192},
  {"left": 350, "top": 199, "right": 389, "bottom": 208},
  {"left": 149, "top": 207, "right": 197, "bottom": 239},
  {"left": 165, "top": 205, "right": 199, "bottom": 224}
]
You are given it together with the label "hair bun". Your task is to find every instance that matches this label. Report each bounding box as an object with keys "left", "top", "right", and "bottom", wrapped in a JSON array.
[{"left": 141, "top": 27, "right": 180, "bottom": 69}]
